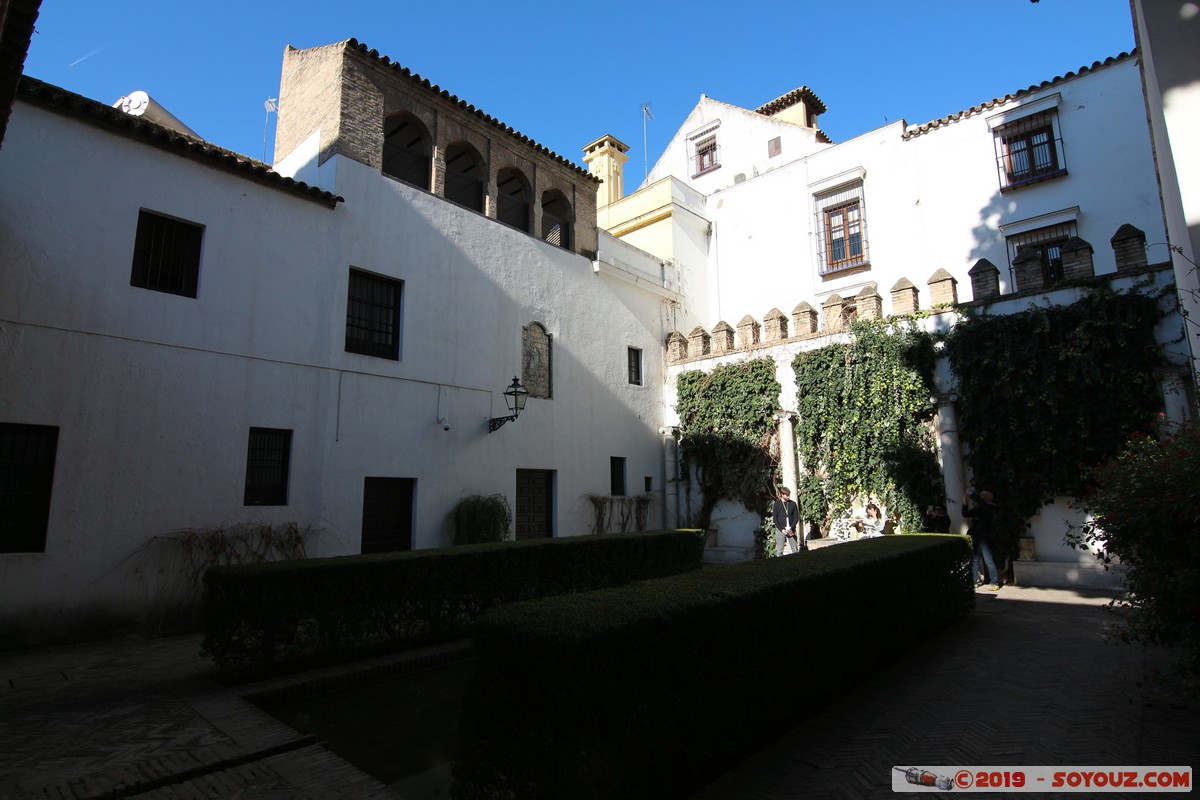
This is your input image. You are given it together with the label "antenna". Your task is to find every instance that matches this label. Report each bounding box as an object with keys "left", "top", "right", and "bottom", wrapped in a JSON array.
[
  {"left": 641, "top": 103, "right": 654, "bottom": 181},
  {"left": 263, "top": 98, "right": 279, "bottom": 163}
]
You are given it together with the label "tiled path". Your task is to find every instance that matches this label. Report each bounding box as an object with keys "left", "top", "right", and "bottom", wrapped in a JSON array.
[{"left": 1, "top": 586, "right": 1195, "bottom": 798}]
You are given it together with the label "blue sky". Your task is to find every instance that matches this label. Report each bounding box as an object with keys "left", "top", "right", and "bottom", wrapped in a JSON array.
[{"left": 24, "top": 0, "right": 1135, "bottom": 179}]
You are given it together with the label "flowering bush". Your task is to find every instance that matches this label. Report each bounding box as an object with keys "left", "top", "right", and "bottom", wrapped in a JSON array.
[{"left": 1070, "top": 420, "right": 1200, "bottom": 674}]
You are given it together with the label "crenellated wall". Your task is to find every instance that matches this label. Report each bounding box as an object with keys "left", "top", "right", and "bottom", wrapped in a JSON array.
[{"left": 667, "top": 223, "right": 1151, "bottom": 364}]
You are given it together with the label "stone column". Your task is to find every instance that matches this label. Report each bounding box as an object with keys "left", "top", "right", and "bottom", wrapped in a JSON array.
[
  {"left": 775, "top": 411, "right": 798, "bottom": 496},
  {"left": 661, "top": 426, "right": 682, "bottom": 529},
  {"left": 933, "top": 393, "right": 968, "bottom": 535},
  {"left": 1160, "top": 368, "right": 1193, "bottom": 431}
]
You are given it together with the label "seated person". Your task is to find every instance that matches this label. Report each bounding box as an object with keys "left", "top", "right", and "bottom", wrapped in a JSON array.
[{"left": 854, "top": 503, "right": 887, "bottom": 538}]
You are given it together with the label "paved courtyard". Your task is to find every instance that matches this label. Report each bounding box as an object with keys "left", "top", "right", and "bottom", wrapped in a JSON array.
[{"left": 1, "top": 586, "right": 1195, "bottom": 799}]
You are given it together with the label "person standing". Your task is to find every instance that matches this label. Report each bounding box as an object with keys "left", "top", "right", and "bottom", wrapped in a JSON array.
[
  {"left": 962, "top": 489, "right": 1002, "bottom": 590},
  {"left": 773, "top": 487, "right": 801, "bottom": 556}
]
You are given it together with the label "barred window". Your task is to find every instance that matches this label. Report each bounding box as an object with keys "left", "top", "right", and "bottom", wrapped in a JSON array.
[
  {"left": 695, "top": 135, "right": 719, "bottom": 175},
  {"left": 244, "top": 427, "right": 292, "bottom": 506},
  {"left": 994, "top": 110, "right": 1066, "bottom": 190},
  {"left": 130, "top": 210, "right": 203, "bottom": 298},
  {"left": 1007, "top": 221, "right": 1077, "bottom": 288},
  {"left": 345, "top": 269, "right": 403, "bottom": 360},
  {"left": 814, "top": 182, "right": 869, "bottom": 275}
]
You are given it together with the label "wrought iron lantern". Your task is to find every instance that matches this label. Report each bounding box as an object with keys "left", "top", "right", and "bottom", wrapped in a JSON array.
[{"left": 488, "top": 376, "right": 529, "bottom": 432}]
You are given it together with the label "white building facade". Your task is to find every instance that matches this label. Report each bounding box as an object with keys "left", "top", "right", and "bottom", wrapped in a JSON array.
[
  {"left": 0, "top": 43, "right": 678, "bottom": 640},
  {"left": 595, "top": 52, "right": 1189, "bottom": 569},
  {"left": 1, "top": 38, "right": 1194, "bottom": 637}
]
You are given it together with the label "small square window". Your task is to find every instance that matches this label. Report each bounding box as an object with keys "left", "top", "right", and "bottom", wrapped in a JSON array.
[
  {"left": 130, "top": 210, "right": 203, "bottom": 298},
  {"left": 346, "top": 269, "right": 403, "bottom": 360},
  {"left": 0, "top": 423, "right": 59, "bottom": 553},
  {"left": 627, "top": 347, "right": 643, "bottom": 386},
  {"left": 767, "top": 137, "right": 781, "bottom": 158},
  {"left": 244, "top": 427, "right": 292, "bottom": 506},
  {"left": 610, "top": 457, "right": 626, "bottom": 496}
]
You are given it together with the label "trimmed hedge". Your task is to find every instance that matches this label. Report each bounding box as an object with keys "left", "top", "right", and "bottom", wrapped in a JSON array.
[
  {"left": 202, "top": 529, "right": 704, "bottom": 681},
  {"left": 453, "top": 535, "right": 973, "bottom": 800}
]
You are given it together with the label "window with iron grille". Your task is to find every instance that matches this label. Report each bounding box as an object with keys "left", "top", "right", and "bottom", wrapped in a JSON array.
[
  {"left": 0, "top": 423, "right": 58, "bottom": 553},
  {"left": 130, "top": 210, "right": 203, "bottom": 298},
  {"left": 610, "top": 456, "right": 626, "bottom": 496},
  {"left": 244, "top": 427, "right": 292, "bottom": 506},
  {"left": 994, "top": 111, "right": 1066, "bottom": 190},
  {"left": 627, "top": 347, "right": 643, "bottom": 386},
  {"left": 345, "top": 269, "right": 403, "bottom": 360},
  {"left": 694, "top": 135, "right": 719, "bottom": 176},
  {"left": 814, "top": 182, "right": 869, "bottom": 275},
  {"left": 1007, "top": 221, "right": 1077, "bottom": 287}
]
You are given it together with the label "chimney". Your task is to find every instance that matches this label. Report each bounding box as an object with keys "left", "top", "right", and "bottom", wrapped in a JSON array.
[{"left": 582, "top": 134, "right": 630, "bottom": 208}]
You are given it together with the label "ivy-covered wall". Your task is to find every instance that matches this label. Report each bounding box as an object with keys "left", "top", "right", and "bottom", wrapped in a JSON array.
[
  {"left": 793, "top": 319, "right": 942, "bottom": 534},
  {"left": 675, "top": 358, "right": 780, "bottom": 531},
  {"left": 944, "top": 286, "right": 1167, "bottom": 556},
  {"left": 670, "top": 280, "right": 1179, "bottom": 561}
]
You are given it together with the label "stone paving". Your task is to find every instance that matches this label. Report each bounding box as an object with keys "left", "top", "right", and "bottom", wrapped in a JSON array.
[
  {"left": 0, "top": 586, "right": 1195, "bottom": 799},
  {"left": 691, "top": 586, "right": 1198, "bottom": 799}
]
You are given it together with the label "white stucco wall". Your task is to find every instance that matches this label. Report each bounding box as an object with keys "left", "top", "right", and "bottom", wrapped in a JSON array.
[
  {"left": 0, "top": 101, "right": 670, "bottom": 636},
  {"left": 691, "top": 57, "right": 1165, "bottom": 331}
]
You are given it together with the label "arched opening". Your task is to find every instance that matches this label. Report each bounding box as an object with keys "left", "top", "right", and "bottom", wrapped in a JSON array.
[
  {"left": 496, "top": 167, "right": 532, "bottom": 232},
  {"left": 443, "top": 142, "right": 485, "bottom": 212},
  {"left": 541, "top": 190, "right": 572, "bottom": 250},
  {"left": 381, "top": 112, "right": 431, "bottom": 189}
]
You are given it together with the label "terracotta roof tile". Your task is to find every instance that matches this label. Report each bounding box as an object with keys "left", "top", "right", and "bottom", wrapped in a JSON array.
[
  {"left": 346, "top": 39, "right": 598, "bottom": 183},
  {"left": 901, "top": 51, "right": 1135, "bottom": 140},
  {"left": 754, "top": 86, "right": 828, "bottom": 117},
  {"left": 16, "top": 76, "right": 342, "bottom": 208}
]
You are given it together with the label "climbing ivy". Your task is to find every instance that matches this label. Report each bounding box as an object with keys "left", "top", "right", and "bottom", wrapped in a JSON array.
[
  {"left": 676, "top": 358, "right": 781, "bottom": 530},
  {"left": 793, "top": 319, "right": 941, "bottom": 533},
  {"left": 944, "top": 286, "right": 1166, "bottom": 558}
]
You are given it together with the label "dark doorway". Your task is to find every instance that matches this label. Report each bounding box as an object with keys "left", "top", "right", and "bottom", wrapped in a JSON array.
[
  {"left": 515, "top": 469, "right": 554, "bottom": 540},
  {"left": 361, "top": 477, "right": 415, "bottom": 553}
]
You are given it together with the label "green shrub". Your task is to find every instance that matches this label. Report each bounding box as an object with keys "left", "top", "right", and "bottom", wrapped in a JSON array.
[
  {"left": 1069, "top": 421, "right": 1200, "bottom": 675},
  {"left": 202, "top": 529, "right": 705, "bottom": 681},
  {"left": 453, "top": 494, "right": 513, "bottom": 545},
  {"left": 454, "top": 535, "right": 972, "bottom": 799}
]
